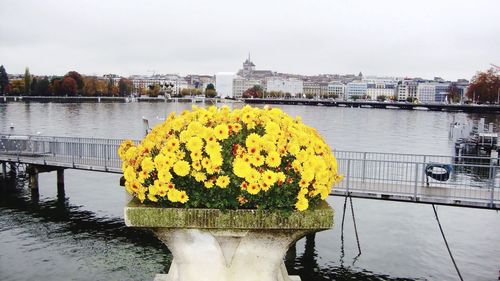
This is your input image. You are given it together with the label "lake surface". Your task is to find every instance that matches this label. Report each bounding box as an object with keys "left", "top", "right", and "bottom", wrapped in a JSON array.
[{"left": 1, "top": 102, "right": 499, "bottom": 281}]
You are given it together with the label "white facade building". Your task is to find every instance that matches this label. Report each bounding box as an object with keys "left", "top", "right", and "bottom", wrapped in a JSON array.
[
  {"left": 215, "top": 72, "right": 235, "bottom": 98},
  {"left": 266, "top": 78, "right": 303, "bottom": 97},
  {"left": 232, "top": 77, "right": 261, "bottom": 98},
  {"left": 397, "top": 81, "right": 418, "bottom": 101},
  {"left": 366, "top": 82, "right": 397, "bottom": 100},
  {"left": 129, "top": 74, "right": 188, "bottom": 96},
  {"left": 327, "top": 83, "right": 345, "bottom": 99}
]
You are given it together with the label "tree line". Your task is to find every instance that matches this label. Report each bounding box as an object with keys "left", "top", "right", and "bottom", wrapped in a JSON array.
[{"left": 0, "top": 67, "right": 134, "bottom": 97}]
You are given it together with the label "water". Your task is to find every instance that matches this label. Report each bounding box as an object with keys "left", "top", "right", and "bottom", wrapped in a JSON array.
[{"left": 1, "top": 102, "right": 499, "bottom": 281}]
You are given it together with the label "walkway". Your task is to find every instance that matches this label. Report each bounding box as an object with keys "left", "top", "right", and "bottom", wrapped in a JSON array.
[{"left": 1, "top": 134, "right": 499, "bottom": 209}]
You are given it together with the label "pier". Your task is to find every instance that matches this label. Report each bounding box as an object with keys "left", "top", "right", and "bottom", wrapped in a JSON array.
[
  {"left": 243, "top": 98, "right": 500, "bottom": 114},
  {"left": 1, "top": 133, "right": 498, "bottom": 209}
]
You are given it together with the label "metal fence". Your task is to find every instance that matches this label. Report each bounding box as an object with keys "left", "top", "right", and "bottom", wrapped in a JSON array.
[
  {"left": 333, "top": 150, "right": 499, "bottom": 207},
  {"left": 1, "top": 134, "right": 499, "bottom": 207},
  {"left": 0, "top": 134, "right": 134, "bottom": 173}
]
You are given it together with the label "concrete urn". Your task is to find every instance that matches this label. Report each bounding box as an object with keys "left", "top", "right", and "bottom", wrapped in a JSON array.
[{"left": 124, "top": 199, "right": 334, "bottom": 281}]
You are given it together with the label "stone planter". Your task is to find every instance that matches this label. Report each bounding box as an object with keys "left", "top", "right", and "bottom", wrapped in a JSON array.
[{"left": 125, "top": 199, "right": 334, "bottom": 281}]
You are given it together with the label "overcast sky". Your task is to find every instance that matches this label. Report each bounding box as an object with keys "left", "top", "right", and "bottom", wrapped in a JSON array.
[{"left": 1, "top": 0, "right": 499, "bottom": 80}]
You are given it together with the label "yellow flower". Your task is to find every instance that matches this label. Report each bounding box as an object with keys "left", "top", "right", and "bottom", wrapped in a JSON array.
[
  {"left": 158, "top": 170, "right": 173, "bottom": 183},
  {"left": 141, "top": 157, "right": 155, "bottom": 173},
  {"left": 216, "top": 175, "right": 230, "bottom": 188},
  {"left": 265, "top": 122, "right": 280, "bottom": 136},
  {"left": 250, "top": 154, "right": 265, "bottom": 167},
  {"left": 193, "top": 172, "right": 207, "bottom": 182},
  {"left": 245, "top": 133, "right": 261, "bottom": 148},
  {"left": 178, "top": 190, "right": 189, "bottom": 203},
  {"left": 173, "top": 160, "right": 190, "bottom": 176},
  {"left": 204, "top": 179, "right": 215, "bottom": 188},
  {"left": 205, "top": 141, "right": 222, "bottom": 156},
  {"left": 233, "top": 158, "right": 251, "bottom": 178},
  {"left": 295, "top": 198, "right": 309, "bottom": 211},
  {"left": 124, "top": 166, "right": 136, "bottom": 182},
  {"left": 214, "top": 124, "right": 229, "bottom": 140},
  {"left": 262, "top": 170, "right": 277, "bottom": 186},
  {"left": 265, "top": 151, "right": 281, "bottom": 168},
  {"left": 246, "top": 183, "right": 261, "bottom": 195},
  {"left": 167, "top": 188, "right": 179, "bottom": 202},
  {"left": 147, "top": 192, "right": 158, "bottom": 202},
  {"left": 186, "top": 136, "right": 203, "bottom": 152}
]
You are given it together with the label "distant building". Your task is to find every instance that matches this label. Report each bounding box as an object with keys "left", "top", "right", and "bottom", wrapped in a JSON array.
[
  {"left": 397, "top": 80, "right": 418, "bottom": 101},
  {"left": 417, "top": 83, "right": 450, "bottom": 103},
  {"left": 129, "top": 74, "right": 187, "bottom": 95},
  {"left": 366, "top": 82, "right": 397, "bottom": 100},
  {"left": 327, "top": 83, "right": 345, "bottom": 99},
  {"left": 215, "top": 72, "right": 235, "bottom": 98},
  {"left": 237, "top": 54, "right": 275, "bottom": 80},
  {"left": 303, "top": 81, "right": 321, "bottom": 98},
  {"left": 345, "top": 82, "right": 367, "bottom": 99},
  {"left": 233, "top": 77, "right": 261, "bottom": 98},
  {"left": 266, "top": 78, "right": 303, "bottom": 97}
]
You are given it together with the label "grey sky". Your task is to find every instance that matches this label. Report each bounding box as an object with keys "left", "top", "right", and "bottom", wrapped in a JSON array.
[{"left": 1, "top": 0, "right": 499, "bottom": 80}]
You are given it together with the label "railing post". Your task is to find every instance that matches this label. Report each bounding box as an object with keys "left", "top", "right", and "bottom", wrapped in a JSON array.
[
  {"left": 104, "top": 140, "right": 108, "bottom": 171},
  {"left": 346, "top": 159, "right": 351, "bottom": 194},
  {"left": 361, "top": 152, "right": 366, "bottom": 182},
  {"left": 490, "top": 165, "right": 496, "bottom": 208},
  {"left": 414, "top": 163, "right": 419, "bottom": 201},
  {"left": 421, "top": 155, "right": 427, "bottom": 184}
]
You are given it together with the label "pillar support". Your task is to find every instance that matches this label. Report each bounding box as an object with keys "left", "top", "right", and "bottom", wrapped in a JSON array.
[
  {"left": 57, "top": 169, "right": 65, "bottom": 197},
  {"left": 1, "top": 162, "right": 6, "bottom": 179}
]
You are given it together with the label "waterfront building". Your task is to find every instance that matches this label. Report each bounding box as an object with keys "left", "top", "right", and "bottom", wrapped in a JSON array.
[
  {"left": 345, "top": 82, "right": 367, "bottom": 99},
  {"left": 303, "top": 81, "right": 321, "bottom": 99},
  {"left": 366, "top": 82, "right": 397, "bottom": 100},
  {"left": 215, "top": 72, "right": 235, "bottom": 98},
  {"left": 232, "top": 77, "right": 261, "bottom": 98},
  {"left": 129, "top": 74, "right": 187, "bottom": 96},
  {"left": 266, "top": 78, "right": 303, "bottom": 97},
  {"left": 327, "top": 83, "right": 345, "bottom": 99},
  {"left": 397, "top": 80, "right": 418, "bottom": 101},
  {"left": 417, "top": 83, "right": 450, "bottom": 103}
]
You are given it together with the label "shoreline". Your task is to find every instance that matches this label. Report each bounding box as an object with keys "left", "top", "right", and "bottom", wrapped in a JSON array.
[{"left": 0, "top": 96, "right": 242, "bottom": 104}]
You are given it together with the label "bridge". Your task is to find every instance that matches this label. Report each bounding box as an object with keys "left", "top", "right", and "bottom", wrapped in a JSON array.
[
  {"left": 1, "top": 134, "right": 499, "bottom": 209},
  {"left": 243, "top": 98, "right": 500, "bottom": 114}
]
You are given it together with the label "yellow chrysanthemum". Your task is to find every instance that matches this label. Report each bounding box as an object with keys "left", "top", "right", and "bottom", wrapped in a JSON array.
[
  {"left": 173, "top": 160, "right": 190, "bottom": 176},
  {"left": 246, "top": 183, "right": 261, "bottom": 195},
  {"left": 262, "top": 170, "right": 277, "bottom": 186},
  {"left": 141, "top": 157, "right": 155, "bottom": 173},
  {"left": 214, "top": 124, "right": 229, "bottom": 140},
  {"left": 216, "top": 175, "right": 230, "bottom": 188},
  {"left": 265, "top": 151, "right": 281, "bottom": 168},
  {"left": 186, "top": 136, "right": 203, "bottom": 152},
  {"left": 295, "top": 198, "right": 309, "bottom": 211},
  {"left": 178, "top": 191, "right": 189, "bottom": 204}
]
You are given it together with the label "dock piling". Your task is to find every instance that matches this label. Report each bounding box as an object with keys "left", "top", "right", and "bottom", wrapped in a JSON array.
[
  {"left": 1, "top": 162, "right": 6, "bottom": 179},
  {"left": 57, "top": 169, "right": 65, "bottom": 195}
]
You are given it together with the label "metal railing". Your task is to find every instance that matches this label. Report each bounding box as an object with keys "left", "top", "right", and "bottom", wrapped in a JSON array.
[
  {"left": 1, "top": 134, "right": 499, "bottom": 208},
  {"left": 333, "top": 150, "right": 499, "bottom": 208}
]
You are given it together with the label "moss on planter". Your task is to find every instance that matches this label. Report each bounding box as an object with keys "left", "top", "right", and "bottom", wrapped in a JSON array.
[{"left": 125, "top": 199, "right": 334, "bottom": 230}]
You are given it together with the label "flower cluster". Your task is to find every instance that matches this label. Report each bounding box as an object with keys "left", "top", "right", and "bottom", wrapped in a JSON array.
[{"left": 119, "top": 105, "right": 342, "bottom": 212}]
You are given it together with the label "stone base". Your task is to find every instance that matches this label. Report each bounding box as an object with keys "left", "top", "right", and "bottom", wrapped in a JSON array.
[{"left": 152, "top": 228, "right": 307, "bottom": 281}]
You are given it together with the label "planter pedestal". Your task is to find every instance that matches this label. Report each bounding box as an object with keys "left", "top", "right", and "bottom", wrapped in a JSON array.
[{"left": 125, "top": 200, "right": 334, "bottom": 281}]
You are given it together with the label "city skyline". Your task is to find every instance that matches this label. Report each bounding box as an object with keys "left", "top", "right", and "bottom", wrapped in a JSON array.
[{"left": 1, "top": 0, "right": 499, "bottom": 81}]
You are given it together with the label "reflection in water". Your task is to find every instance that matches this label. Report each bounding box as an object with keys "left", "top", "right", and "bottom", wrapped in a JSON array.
[
  {"left": 0, "top": 178, "right": 171, "bottom": 281},
  {"left": 286, "top": 234, "right": 416, "bottom": 281}
]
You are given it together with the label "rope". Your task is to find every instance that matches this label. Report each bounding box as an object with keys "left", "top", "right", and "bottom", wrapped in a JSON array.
[
  {"left": 350, "top": 195, "right": 362, "bottom": 259},
  {"left": 432, "top": 204, "right": 464, "bottom": 281}
]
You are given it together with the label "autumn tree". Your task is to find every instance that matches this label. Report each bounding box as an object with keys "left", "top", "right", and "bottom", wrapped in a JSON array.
[
  {"left": 118, "top": 78, "right": 133, "bottom": 96},
  {"left": 242, "top": 85, "right": 264, "bottom": 98},
  {"left": 181, "top": 88, "right": 201, "bottom": 96},
  {"left": 83, "top": 76, "right": 98, "bottom": 96},
  {"left": 23, "top": 67, "right": 31, "bottom": 95},
  {"left": 61, "top": 77, "right": 77, "bottom": 96},
  {"left": 96, "top": 79, "right": 107, "bottom": 96},
  {"left": 51, "top": 78, "right": 63, "bottom": 96},
  {"left": 0, "top": 65, "right": 8, "bottom": 95},
  {"left": 65, "top": 71, "right": 84, "bottom": 94},
  {"left": 9, "top": 80, "right": 25, "bottom": 95},
  {"left": 466, "top": 68, "right": 500, "bottom": 103}
]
